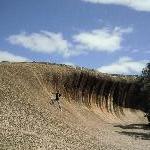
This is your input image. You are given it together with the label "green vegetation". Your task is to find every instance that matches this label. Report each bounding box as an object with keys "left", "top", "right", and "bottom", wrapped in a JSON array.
[{"left": 139, "top": 63, "right": 150, "bottom": 112}]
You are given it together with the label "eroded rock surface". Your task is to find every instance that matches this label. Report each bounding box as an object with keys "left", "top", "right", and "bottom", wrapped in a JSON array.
[{"left": 0, "top": 63, "right": 149, "bottom": 150}]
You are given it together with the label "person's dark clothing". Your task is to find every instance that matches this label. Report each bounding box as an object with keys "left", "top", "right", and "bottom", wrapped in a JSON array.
[
  {"left": 50, "top": 92, "right": 62, "bottom": 110},
  {"left": 145, "top": 110, "right": 150, "bottom": 124},
  {"left": 56, "top": 92, "right": 61, "bottom": 101},
  {"left": 147, "top": 113, "right": 150, "bottom": 122}
]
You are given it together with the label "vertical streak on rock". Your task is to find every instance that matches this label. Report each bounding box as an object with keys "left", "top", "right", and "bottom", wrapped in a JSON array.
[
  {"left": 99, "top": 80, "right": 107, "bottom": 112},
  {"left": 95, "top": 80, "right": 102, "bottom": 108},
  {"left": 88, "top": 76, "right": 98, "bottom": 108},
  {"left": 108, "top": 82, "right": 116, "bottom": 114}
]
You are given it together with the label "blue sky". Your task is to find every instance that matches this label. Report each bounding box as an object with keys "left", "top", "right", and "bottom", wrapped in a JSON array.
[{"left": 0, "top": 0, "right": 150, "bottom": 74}]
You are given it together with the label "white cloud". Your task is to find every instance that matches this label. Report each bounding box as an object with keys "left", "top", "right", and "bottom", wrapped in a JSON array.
[
  {"left": 0, "top": 50, "right": 29, "bottom": 62},
  {"left": 62, "top": 62, "right": 75, "bottom": 66},
  {"left": 7, "top": 27, "right": 132, "bottom": 57},
  {"left": 97, "top": 56, "right": 148, "bottom": 74},
  {"left": 73, "top": 27, "right": 132, "bottom": 52},
  {"left": 7, "top": 31, "right": 73, "bottom": 57},
  {"left": 82, "top": 0, "right": 150, "bottom": 12}
]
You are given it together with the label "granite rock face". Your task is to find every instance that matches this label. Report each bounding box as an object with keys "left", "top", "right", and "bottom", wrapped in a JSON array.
[{"left": 0, "top": 62, "right": 149, "bottom": 150}]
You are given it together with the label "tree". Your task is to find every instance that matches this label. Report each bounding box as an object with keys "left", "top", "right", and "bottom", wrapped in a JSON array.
[
  {"left": 140, "top": 63, "right": 150, "bottom": 112},
  {"left": 142, "top": 63, "right": 150, "bottom": 77}
]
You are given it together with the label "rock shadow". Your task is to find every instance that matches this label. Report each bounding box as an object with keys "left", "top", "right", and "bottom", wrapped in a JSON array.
[
  {"left": 114, "top": 124, "right": 150, "bottom": 140},
  {"left": 114, "top": 124, "right": 150, "bottom": 130},
  {"left": 116, "top": 131, "right": 150, "bottom": 140}
]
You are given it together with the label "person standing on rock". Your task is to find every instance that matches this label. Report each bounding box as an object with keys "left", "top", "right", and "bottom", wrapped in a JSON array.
[
  {"left": 50, "top": 91, "right": 62, "bottom": 110},
  {"left": 144, "top": 110, "right": 150, "bottom": 125}
]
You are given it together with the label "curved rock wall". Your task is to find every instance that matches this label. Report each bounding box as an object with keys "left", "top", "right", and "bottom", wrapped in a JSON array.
[{"left": 45, "top": 68, "right": 141, "bottom": 118}]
